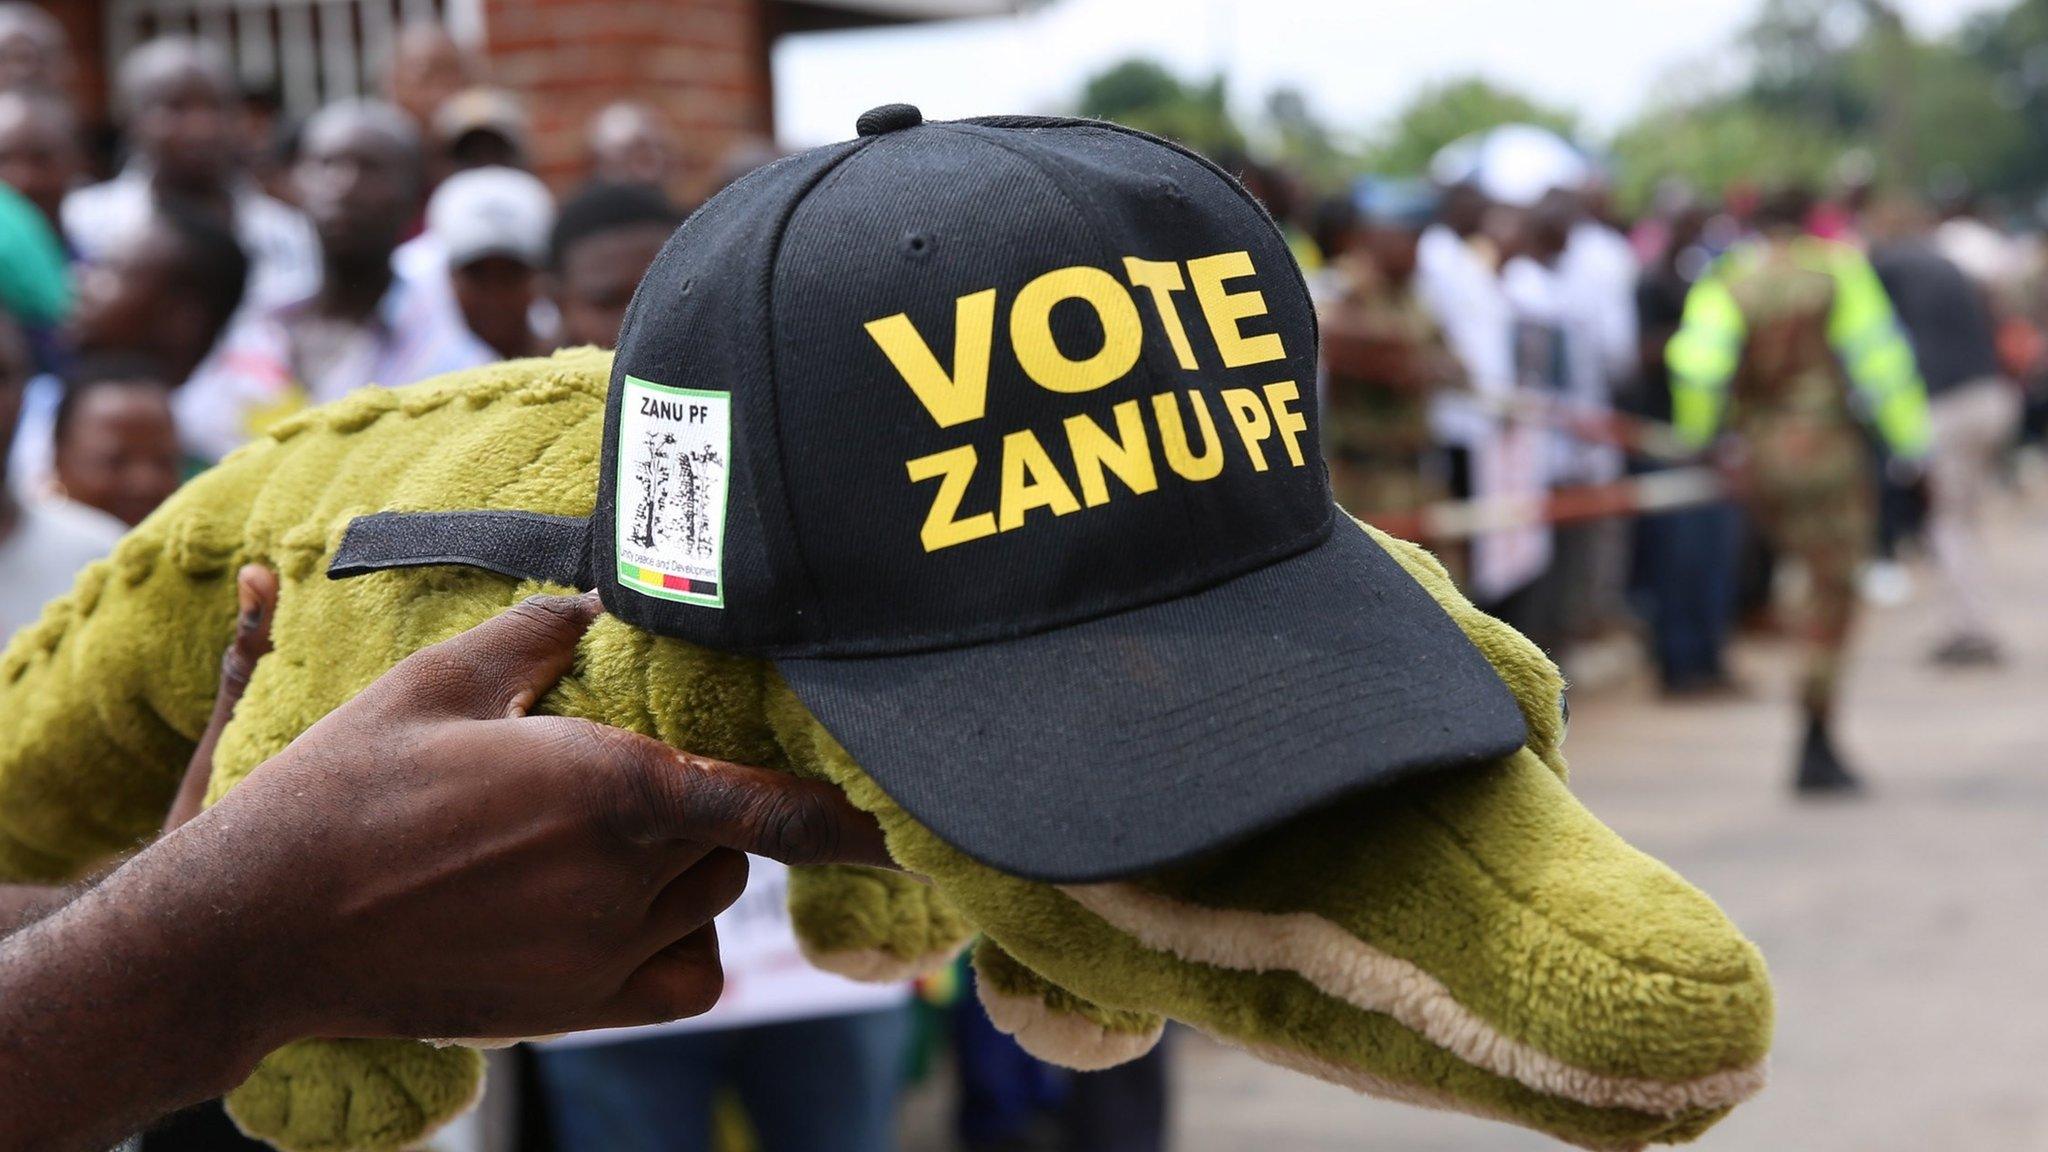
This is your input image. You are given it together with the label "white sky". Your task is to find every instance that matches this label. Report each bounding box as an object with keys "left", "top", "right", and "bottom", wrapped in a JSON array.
[{"left": 773, "top": 0, "right": 2007, "bottom": 148}]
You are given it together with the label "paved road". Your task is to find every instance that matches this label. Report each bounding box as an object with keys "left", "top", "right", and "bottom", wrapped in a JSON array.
[{"left": 1171, "top": 497, "right": 2048, "bottom": 1151}]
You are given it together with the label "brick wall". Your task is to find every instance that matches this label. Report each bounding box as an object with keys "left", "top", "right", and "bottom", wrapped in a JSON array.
[
  {"left": 481, "top": 0, "right": 774, "bottom": 205},
  {"left": 50, "top": 2, "right": 109, "bottom": 121}
]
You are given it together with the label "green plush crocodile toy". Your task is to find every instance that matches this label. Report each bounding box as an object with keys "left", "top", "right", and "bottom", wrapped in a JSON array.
[{"left": 0, "top": 350, "right": 1768, "bottom": 1152}]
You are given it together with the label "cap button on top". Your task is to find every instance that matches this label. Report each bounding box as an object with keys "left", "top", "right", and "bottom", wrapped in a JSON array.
[{"left": 856, "top": 103, "right": 923, "bottom": 137}]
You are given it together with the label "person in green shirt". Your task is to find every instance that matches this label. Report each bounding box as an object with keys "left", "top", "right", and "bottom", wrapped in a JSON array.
[
  {"left": 1667, "top": 185, "right": 1931, "bottom": 795},
  {"left": 0, "top": 181, "right": 66, "bottom": 329}
]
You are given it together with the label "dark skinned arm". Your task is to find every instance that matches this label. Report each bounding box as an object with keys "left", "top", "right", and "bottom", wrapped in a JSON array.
[
  {"left": 0, "top": 566, "right": 279, "bottom": 935},
  {"left": 0, "top": 592, "right": 893, "bottom": 1152}
]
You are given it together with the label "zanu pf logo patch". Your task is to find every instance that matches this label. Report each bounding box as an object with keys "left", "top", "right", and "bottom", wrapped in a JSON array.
[{"left": 616, "top": 376, "right": 730, "bottom": 607}]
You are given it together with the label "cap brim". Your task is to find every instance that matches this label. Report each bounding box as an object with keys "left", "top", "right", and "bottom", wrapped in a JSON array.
[{"left": 776, "top": 522, "right": 1528, "bottom": 884}]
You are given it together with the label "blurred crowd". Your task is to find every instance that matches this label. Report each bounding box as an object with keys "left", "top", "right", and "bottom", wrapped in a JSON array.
[
  {"left": 1285, "top": 136, "right": 2044, "bottom": 705},
  {"left": 0, "top": 3, "right": 2040, "bottom": 1150},
  {"left": 0, "top": 8, "right": 711, "bottom": 637}
]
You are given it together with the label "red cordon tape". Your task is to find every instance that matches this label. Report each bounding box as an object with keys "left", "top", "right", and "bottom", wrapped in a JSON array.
[
  {"left": 1492, "top": 392, "right": 1697, "bottom": 463},
  {"left": 1366, "top": 466, "right": 1736, "bottom": 542}
]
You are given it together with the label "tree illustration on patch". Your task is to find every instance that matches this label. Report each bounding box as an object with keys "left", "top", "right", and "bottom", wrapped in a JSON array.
[
  {"left": 629, "top": 430, "right": 675, "bottom": 550},
  {"left": 670, "top": 445, "right": 725, "bottom": 557}
]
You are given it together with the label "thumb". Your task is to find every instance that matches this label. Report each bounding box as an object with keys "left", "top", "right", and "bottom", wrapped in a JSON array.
[
  {"left": 166, "top": 564, "right": 280, "bottom": 833},
  {"left": 406, "top": 591, "right": 604, "bottom": 718}
]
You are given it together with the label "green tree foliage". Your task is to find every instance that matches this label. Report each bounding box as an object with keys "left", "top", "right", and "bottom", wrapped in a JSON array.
[
  {"left": 1359, "top": 79, "right": 1580, "bottom": 177},
  {"left": 1074, "top": 0, "right": 2048, "bottom": 214},
  {"left": 1076, "top": 58, "right": 1246, "bottom": 157},
  {"left": 1264, "top": 86, "right": 1354, "bottom": 192},
  {"left": 1959, "top": 0, "right": 2048, "bottom": 196},
  {"left": 1609, "top": 102, "right": 1850, "bottom": 207},
  {"left": 1620, "top": 0, "right": 2041, "bottom": 205}
]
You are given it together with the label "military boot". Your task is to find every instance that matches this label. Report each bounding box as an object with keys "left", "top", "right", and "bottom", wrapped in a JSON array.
[{"left": 1794, "top": 714, "right": 1864, "bottom": 797}]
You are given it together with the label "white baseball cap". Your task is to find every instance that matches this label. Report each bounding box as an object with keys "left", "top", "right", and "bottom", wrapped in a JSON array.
[{"left": 426, "top": 166, "right": 555, "bottom": 269}]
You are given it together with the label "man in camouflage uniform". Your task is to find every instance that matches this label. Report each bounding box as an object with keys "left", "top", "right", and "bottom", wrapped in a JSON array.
[
  {"left": 1668, "top": 186, "right": 1931, "bottom": 795},
  {"left": 1319, "top": 180, "right": 1463, "bottom": 530}
]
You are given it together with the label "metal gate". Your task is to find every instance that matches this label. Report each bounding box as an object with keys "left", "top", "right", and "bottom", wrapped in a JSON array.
[{"left": 104, "top": 0, "right": 483, "bottom": 115}]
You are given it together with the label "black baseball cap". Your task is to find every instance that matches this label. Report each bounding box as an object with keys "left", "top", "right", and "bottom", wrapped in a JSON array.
[{"left": 333, "top": 105, "right": 1526, "bottom": 883}]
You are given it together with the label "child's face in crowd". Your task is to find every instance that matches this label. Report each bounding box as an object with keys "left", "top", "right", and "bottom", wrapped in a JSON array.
[
  {"left": 55, "top": 382, "right": 181, "bottom": 527},
  {"left": 450, "top": 255, "right": 536, "bottom": 360},
  {"left": 68, "top": 224, "right": 183, "bottom": 355},
  {"left": 0, "top": 99, "right": 77, "bottom": 225},
  {"left": 553, "top": 223, "right": 672, "bottom": 349}
]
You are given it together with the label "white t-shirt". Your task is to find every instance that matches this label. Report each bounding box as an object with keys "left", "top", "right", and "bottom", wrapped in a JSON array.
[
  {"left": 542, "top": 858, "right": 912, "bottom": 1049},
  {"left": 5, "top": 372, "right": 60, "bottom": 495},
  {"left": 1414, "top": 225, "right": 1514, "bottom": 448},
  {"left": 175, "top": 266, "right": 499, "bottom": 463},
  {"left": 1503, "top": 255, "right": 1623, "bottom": 487},
  {"left": 0, "top": 496, "right": 124, "bottom": 640},
  {"left": 1560, "top": 221, "right": 1640, "bottom": 385},
  {"left": 62, "top": 166, "right": 320, "bottom": 315}
]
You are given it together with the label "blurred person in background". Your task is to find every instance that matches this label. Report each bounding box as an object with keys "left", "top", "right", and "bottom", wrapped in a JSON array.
[
  {"left": 952, "top": 975, "right": 1169, "bottom": 1152},
  {"left": 0, "top": 173, "right": 70, "bottom": 390},
  {"left": 434, "top": 86, "right": 530, "bottom": 175},
  {"left": 1414, "top": 177, "right": 1550, "bottom": 615},
  {"left": 1417, "top": 178, "right": 1512, "bottom": 413},
  {"left": 588, "top": 100, "right": 682, "bottom": 192},
  {"left": 64, "top": 37, "right": 318, "bottom": 316},
  {"left": 70, "top": 202, "right": 248, "bottom": 382},
  {"left": 1562, "top": 174, "right": 1641, "bottom": 395},
  {"left": 0, "top": 315, "right": 121, "bottom": 638},
  {"left": 179, "top": 100, "right": 493, "bottom": 461},
  {"left": 1632, "top": 191, "right": 1741, "bottom": 697},
  {"left": 0, "top": 177, "right": 64, "bottom": 333},
  {"left": 50, "top": 352, "right": 181, "bottom": 528},
  {"left": 1810, "top": 152, "right": 1878, "bottom": 248},
  {"left": 0, "top": 3, "right": 68, "bottom": 95},
  {"left": 1232, "top": 155, "right": 1319, "bottom": 272},
  {"left": 533, "top": 856, "right": 916, "bottom": 1152},
  {"left": 1319, "top": 178, "right": 1462, "bottom": 526},
  {"left": 0, "top": 89, "right": 80, "bottom": 238},
  {"left": 10, "top": 203, "right": 248, "bottom": 490},
  {"left": 1540, "top": 186, "right": 1636, "bottom": 660},
  {"left": 383, "top": 21, "right": 479, "bottom": 135},
  {"left": 549, "top": 181, "right": 683, "bottom": 349},
  {"left": 237, "top": 82, "right": 295, "bottom": 206},
  {"left": 1667, "top": 184, "right": 1931, "bottom": 795},
  {"left": 1934, "top": 187, "right": 2028, "bottom": 301},
  {"left": 423, "top": 165, "right": 556, "bottom": 359},
  {"left": 0, "top": 178, "right": 73, "bottom": 489},
  {"left": 1866, "top": 199, "right": 2022, "bottom": 667},
  {"left": 1496, "top": 191, "right": 1578, "bottom": 658}
]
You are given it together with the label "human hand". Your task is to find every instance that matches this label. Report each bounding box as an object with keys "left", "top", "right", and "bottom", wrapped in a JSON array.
[
  {"left": 163, "top": 565, "right": 279, "bottom": 835},
  {"left": 152, "top": 592, "right": 893, "bottom": 1048}
]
